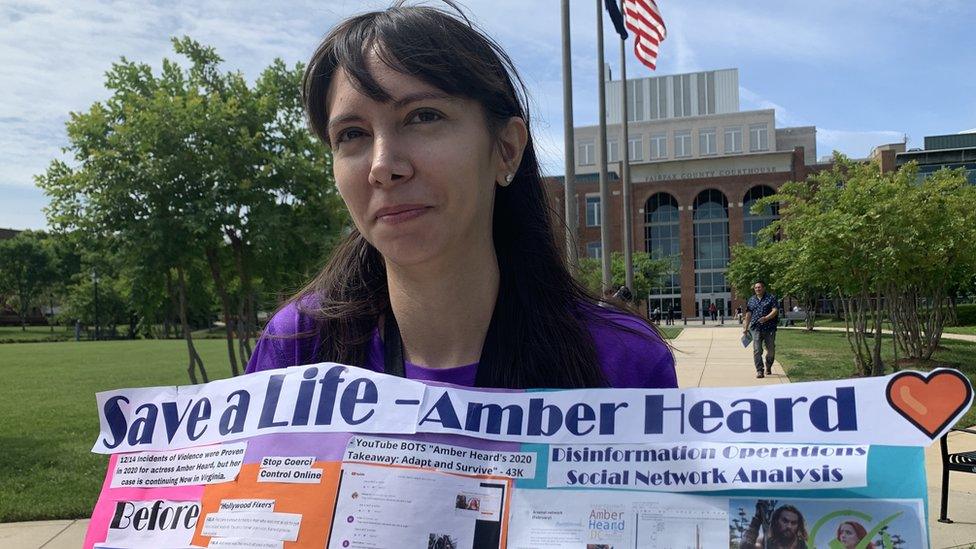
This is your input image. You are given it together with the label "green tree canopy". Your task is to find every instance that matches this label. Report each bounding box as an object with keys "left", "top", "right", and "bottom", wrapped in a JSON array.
[
  {"left": 0, "top": 231, "right": 58, "bottom": 329},
  {"left": 37, "top": 37, "right": 345, "bottom": 382},
  {"left": 577, "top": 252, "right": 671, "bottom": 304}
]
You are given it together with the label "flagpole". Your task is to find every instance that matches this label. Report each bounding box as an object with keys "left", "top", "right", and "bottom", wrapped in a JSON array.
[
  {"left": 619, "top": 0, "right": 634, "bottom": 293},
  {"left": 560, "top": 0, "right": 578, "bottom": 269},
  {"left": 596, "top": 0, "right": 612, "bottom": 292}
]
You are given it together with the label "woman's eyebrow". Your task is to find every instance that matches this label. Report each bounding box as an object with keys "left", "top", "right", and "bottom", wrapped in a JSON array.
[
  {"left": 326, "top": 113, "right": 365, "bottom": 135},
  {"left": 391, "top": 91, "right": 456, "bottom": 109}
]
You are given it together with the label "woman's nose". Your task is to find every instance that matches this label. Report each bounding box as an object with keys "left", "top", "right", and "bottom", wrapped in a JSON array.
[{"left": 368, "top": 135, "right": 413, "bottom": 188}]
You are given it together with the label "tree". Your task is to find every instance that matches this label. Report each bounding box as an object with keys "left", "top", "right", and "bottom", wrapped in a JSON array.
[
  {"left": 749, "top": 154, "right": 976, "bottom": 375},
  {"left": 0, "top": 231, "right": 58, "bottom": 330},
  {"left": 884, "top": 165, "right": 976, "bottom": 362},
  {"left": 39, "top": 37, "right": 344, "bottom": 382},
  {"left": 577, "top": 252, "right": 670, "bottom": 305}
]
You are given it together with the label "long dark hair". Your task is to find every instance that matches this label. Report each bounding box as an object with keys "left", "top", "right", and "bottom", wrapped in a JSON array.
[{"left": 295, "top": 1, "right": 659, "bottom": 388}]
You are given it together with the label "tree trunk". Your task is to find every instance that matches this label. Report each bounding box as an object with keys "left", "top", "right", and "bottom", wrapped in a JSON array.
[
  {"left": 803, "top": 293, "right": 816, "bottom": 331},
  {"left": 177, "top": 265, "right": 209, "bottom": 384},
  {"left": 922, "top": 288, "right": 946, "bottom": 361},
  {"left": 871, "top": 287, "right": 885, "bottom": 376},
  {"left": 164, "top": 271, "right": 174, "bottom": 339},
  {"left": 20, "top": 293, "right": 27, "bottom": 330},
  {"left": 206, "top": 246, "right": 240, "bottom": 377},
  {"left": 947, "top": 293, "right": 958, "bottom": 326},
  {"left": 840, "top": 290, "right": 866, "bottom": 376},
  {"left": 227, "top": 230, "right": 254, "bottom": 366}
]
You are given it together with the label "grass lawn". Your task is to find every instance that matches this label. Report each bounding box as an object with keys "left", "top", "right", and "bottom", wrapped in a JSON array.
[
  {"left": 812, "top": 317, "right": 976, "bottom": 336},
  {"left": 659, "top": 326, "right": 683, "bottom": 339},
  {"left": 776, "top": 329, "right": 976, "bottom": 428},
  {"left": 944, "top": 325, "right": 976, "bottom": 336},
  {"left": 0, "top": 325, "right": 73, "bottom": 343},
  {"left": 0, "top": 339, "right": 235, "bottom": 522}
]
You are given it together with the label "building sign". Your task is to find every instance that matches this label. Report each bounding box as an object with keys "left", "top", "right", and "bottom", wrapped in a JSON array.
[{"left": 635, "top": 153, "right": 792, "bottom": 183}]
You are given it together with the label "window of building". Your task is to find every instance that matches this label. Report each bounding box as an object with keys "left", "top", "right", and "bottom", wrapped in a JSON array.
[
  {"left": 628, "top": 136, "right": 643, "bottom": 161},
  {"left": 672, "top": 74, "right": 693, "bottom": 117},
  {"left": 724, "top": 126, "right": 742, "bottom": 153},
  {"left": 749, "top": 123, "right": 769, "bottom": 152},
  {"left": 626, "top": 80, "right": 644, "bottom": 122},
  {"left": 674, "top": 130, "right": 692, "bottom": 158},
  {"left": 586, "top": 241, "right": 602, "bottom": 260},
  {"left": 607, "top": 139, "right": 620, "bottom": 163},
  {"left": 650, "top": 133, "right": 668, "bottom": 159},
  {"left": 699, "top": 128, "right": 716, "bottom": 156},
  {"left": 645, "top": 193, "right": 681, "bottom": 301},
  {"left": 585, "top": 195, "right": 601, "bottom": 227},
  {"left": 648, "top": 77, "right": 668, "bottom": 120},
  {"left": 697, "top": 71, "right": 715, "bottom": 116},
  {"left": 693, "top": 190, "right": 730, "bottom": 308},
  {"left": 578, "top": 141, "right": 595, "bottom": 165},
  {"left": 743, "top": 185, "right": 780, "bottom": 246}
]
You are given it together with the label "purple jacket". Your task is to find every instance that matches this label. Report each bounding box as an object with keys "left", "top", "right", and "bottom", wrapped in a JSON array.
[{"left": 246, "top": 301, "right": 677, "bottom": 389}]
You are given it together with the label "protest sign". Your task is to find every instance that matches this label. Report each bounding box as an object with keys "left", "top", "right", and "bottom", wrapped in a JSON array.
[{"left": 84, "top": 364, "right": 972, "bottom": 548}]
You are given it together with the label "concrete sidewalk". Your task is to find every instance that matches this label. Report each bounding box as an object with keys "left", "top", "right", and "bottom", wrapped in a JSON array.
[
  {"left": 3, "top": 327, "right": 974, "bottom": 548},
  {"left": 671, "top": 327, "right": 976, "bottom": 549},
  {"left": 0, "top": 519, "right": 88, "bottom": 548}
]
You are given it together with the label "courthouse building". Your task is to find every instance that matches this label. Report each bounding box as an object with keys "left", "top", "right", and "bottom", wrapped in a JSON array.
[{"left": 548, "top": 68, "right": 822, "bottom": 318}]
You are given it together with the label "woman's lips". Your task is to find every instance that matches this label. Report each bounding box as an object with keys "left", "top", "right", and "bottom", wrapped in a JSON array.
[{"left": 375, "top": 205, "right": 431, "bottom": 224}]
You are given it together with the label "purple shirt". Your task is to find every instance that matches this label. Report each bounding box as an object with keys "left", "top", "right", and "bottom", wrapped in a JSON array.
[{"left": 246, "top": 301, "right": 677, "bottom": 389}]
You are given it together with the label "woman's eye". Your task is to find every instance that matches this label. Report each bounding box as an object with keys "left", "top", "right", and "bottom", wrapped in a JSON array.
[
  {"left": 336, "top": 128, "right": 366, "bottom": 143},
  {"left": 408, "top": 109, "right": 443, "bottom": 124}
]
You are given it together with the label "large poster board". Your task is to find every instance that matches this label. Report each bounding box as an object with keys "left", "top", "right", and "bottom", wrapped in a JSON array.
[{"left": 84, "top": 363, "right": 972, "bottom": 548}]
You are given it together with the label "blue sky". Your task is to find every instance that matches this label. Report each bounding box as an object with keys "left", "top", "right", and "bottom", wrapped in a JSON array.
[{"left": 2, "top": 0, "right": 974, "bottom": 230}]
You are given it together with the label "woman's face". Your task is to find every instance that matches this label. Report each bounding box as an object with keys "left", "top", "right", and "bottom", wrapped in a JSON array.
[
  {"left": 837, "top": 523, "right": 859, "bottom": 547},
  {"left": 325, "top": 54, "right": 520, "bottom": 268}
]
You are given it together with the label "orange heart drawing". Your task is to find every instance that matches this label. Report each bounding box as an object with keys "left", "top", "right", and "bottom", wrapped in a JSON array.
[{"left": 886, "top": 369, "right": 973, "bottom": 439}]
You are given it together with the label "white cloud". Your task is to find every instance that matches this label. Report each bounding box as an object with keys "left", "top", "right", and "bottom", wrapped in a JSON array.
[{"left": 739, "top": 86, "right": 806, "bottom": 127}]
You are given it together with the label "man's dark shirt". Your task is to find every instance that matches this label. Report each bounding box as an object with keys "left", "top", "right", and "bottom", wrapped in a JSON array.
[{"left": 747, "top": 293, "right": 778, "bottom": 333}]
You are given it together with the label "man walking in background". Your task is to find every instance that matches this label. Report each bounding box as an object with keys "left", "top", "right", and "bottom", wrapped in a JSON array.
[{"left": 743, "top": 281, "right": 779, "bottom": 378}]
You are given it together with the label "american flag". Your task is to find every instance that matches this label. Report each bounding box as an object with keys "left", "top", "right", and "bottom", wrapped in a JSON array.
[{"left": 623, "top": 0, "right": 667, "bottom": 70}]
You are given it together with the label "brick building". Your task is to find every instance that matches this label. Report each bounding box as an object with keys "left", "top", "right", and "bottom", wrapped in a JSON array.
[{"left": 548, "top": 68, "right": 824, "bottom": 318}]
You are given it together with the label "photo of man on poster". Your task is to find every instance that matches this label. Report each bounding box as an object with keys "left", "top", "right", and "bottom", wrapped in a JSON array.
[{"left": 738, "top": 500, "right": 809, "bottom": 549}]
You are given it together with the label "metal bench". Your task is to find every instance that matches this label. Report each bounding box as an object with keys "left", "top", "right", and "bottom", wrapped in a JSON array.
[
  {"left": 781, "top": 310, "right": 806, "bottom": 327},
  {"left": 939, "top": 427, "right": 976, "bottom": 523}
]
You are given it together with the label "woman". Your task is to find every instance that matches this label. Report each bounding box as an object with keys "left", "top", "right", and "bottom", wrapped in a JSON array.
[
  {"left": 836, "top": 521, "right": 874, "bottom": 549},
  {"left": 245, "top": 1, "right": 675, "bottom": 390}
]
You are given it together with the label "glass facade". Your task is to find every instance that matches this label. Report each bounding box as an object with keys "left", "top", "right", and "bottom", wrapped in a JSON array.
[
  {"left": 693, "top": 190, "right": 731, "bottom": 316},
  {"left": 743, "top": 185, "right": 779, "bottom": 246},
  {"left": 645, "top": 193, "right": 681, "bottom": 316}
]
